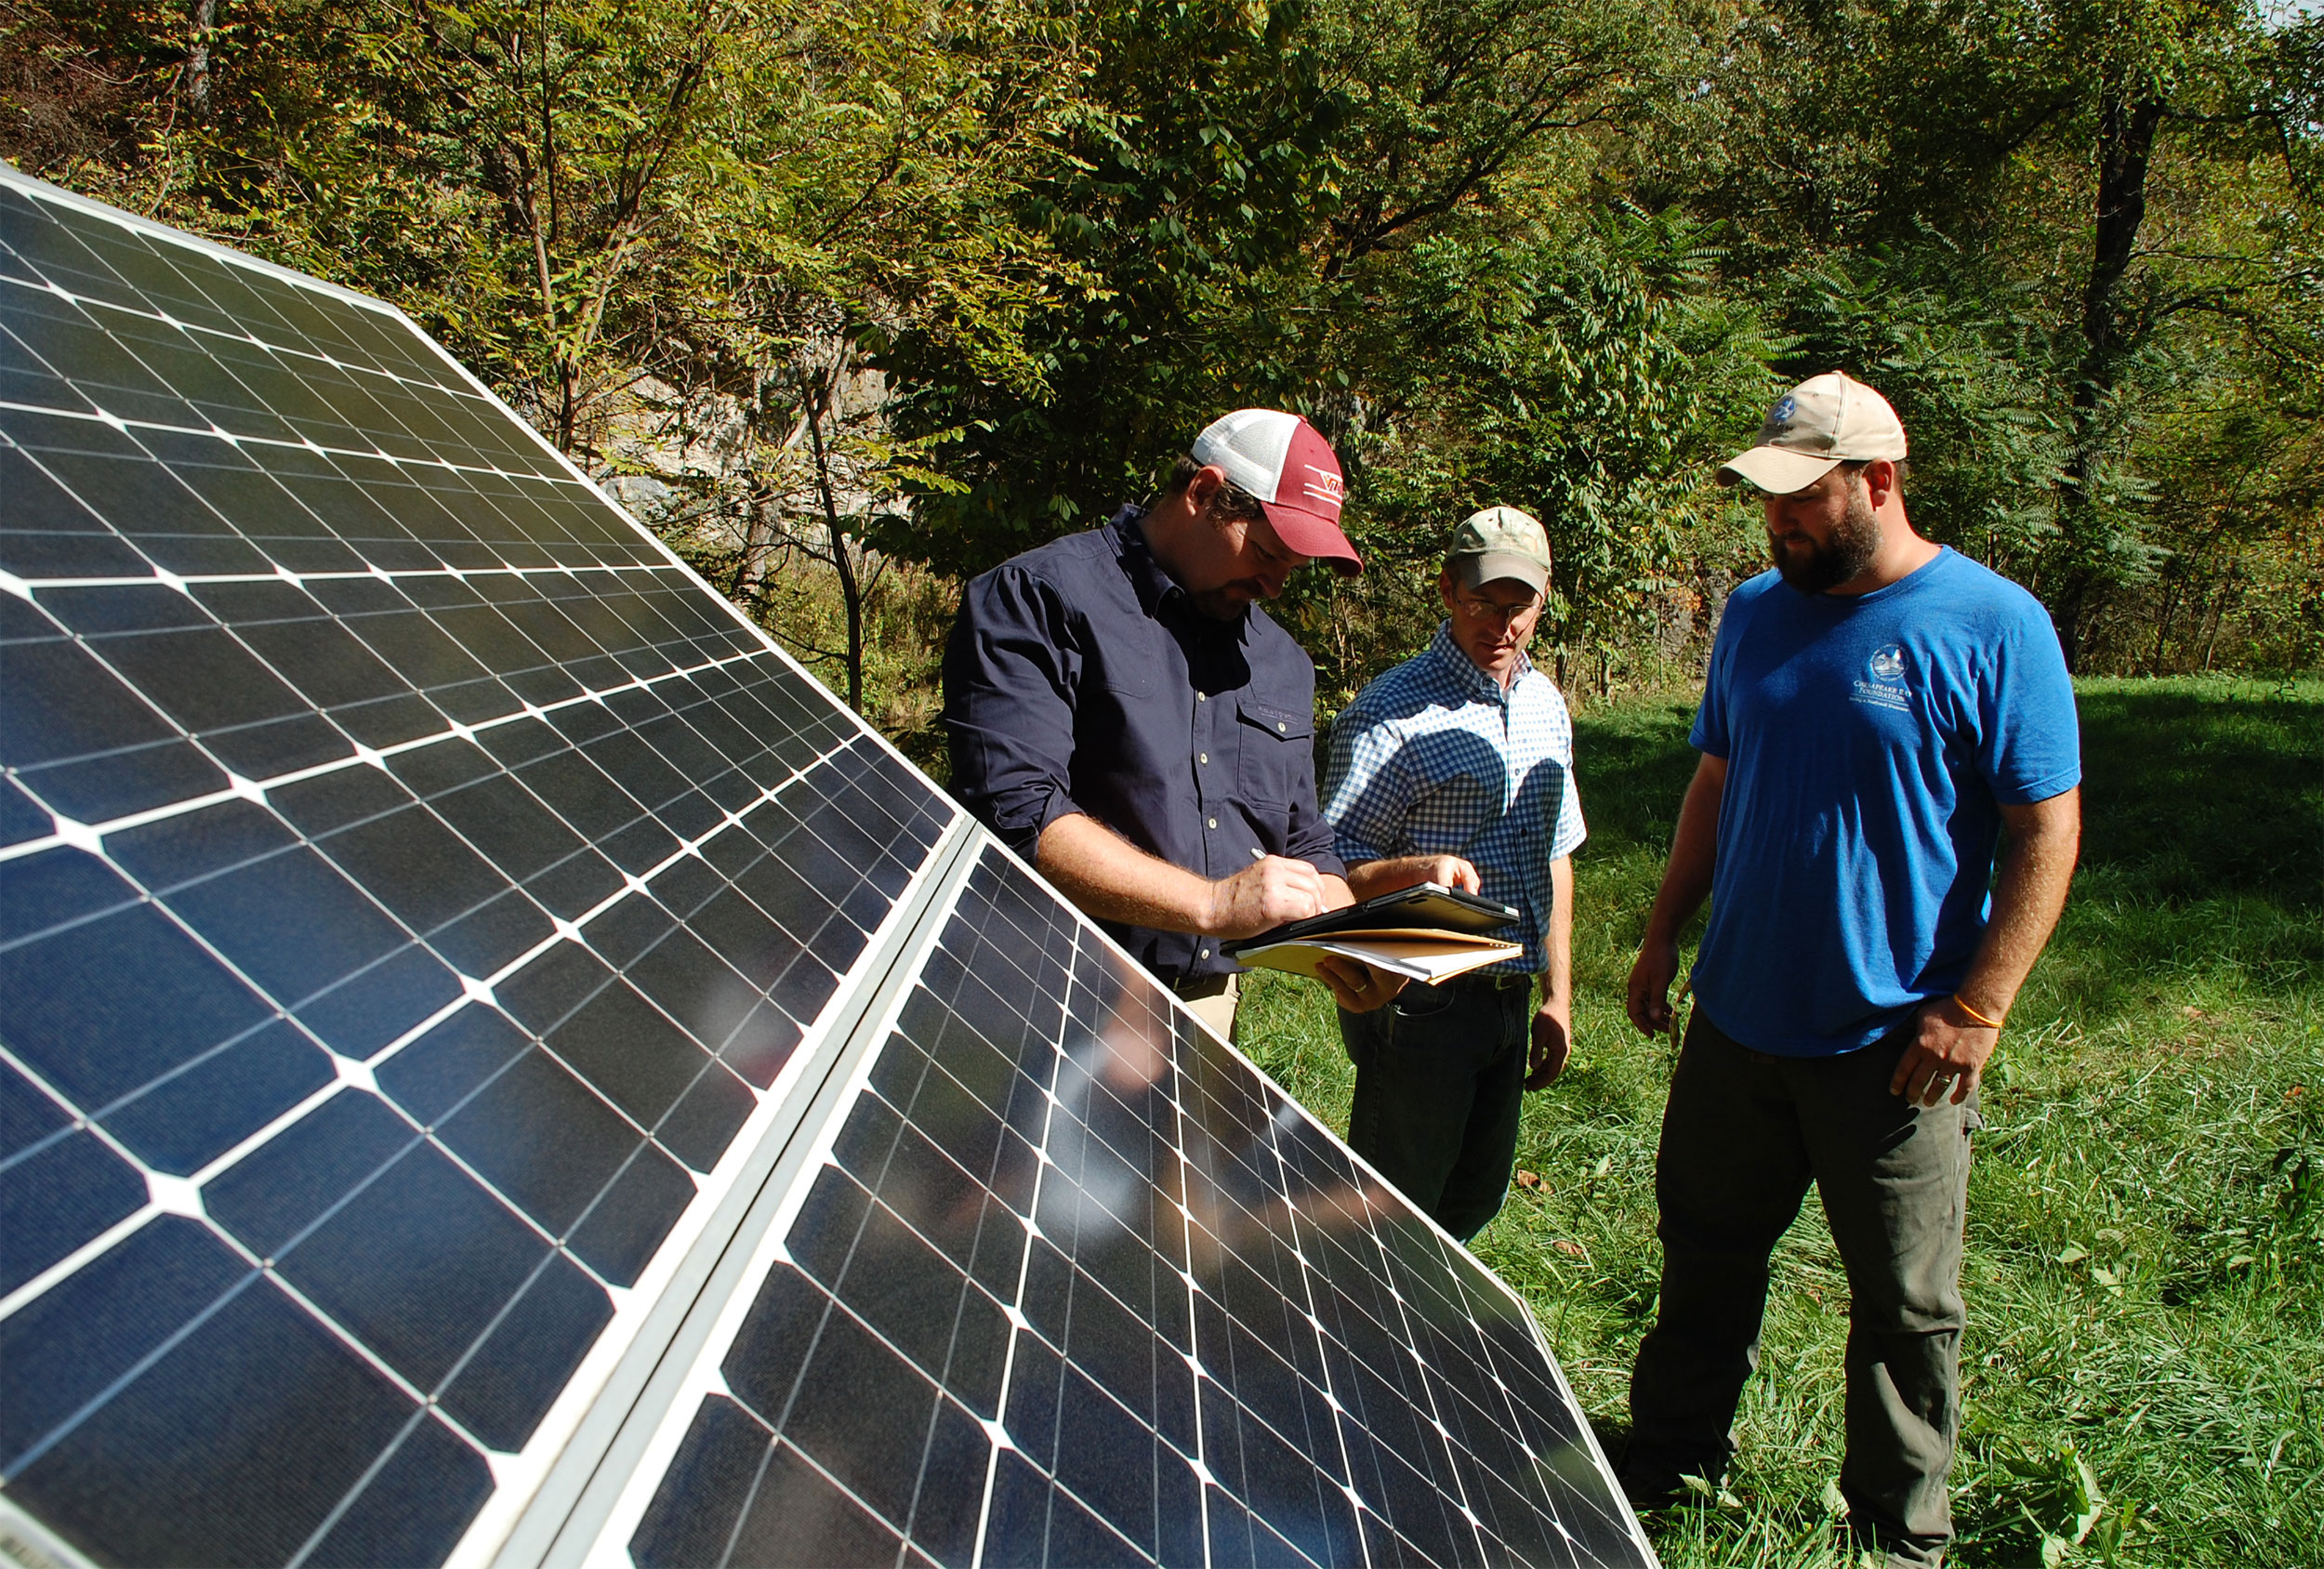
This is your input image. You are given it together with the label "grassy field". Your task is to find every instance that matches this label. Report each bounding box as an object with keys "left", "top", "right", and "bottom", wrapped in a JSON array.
[{"left": 1238, "top": 676, "right": 2324, "bottom": 1568}]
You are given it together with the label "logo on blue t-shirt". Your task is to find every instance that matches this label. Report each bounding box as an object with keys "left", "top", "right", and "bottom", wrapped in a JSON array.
[{"left": 1853, "top": 644, "right": 1911, "bottom": 711}]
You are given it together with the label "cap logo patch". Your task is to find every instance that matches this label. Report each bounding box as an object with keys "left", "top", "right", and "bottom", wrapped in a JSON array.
[
  {"left": 1301, "top": 464, "right": 1343, "bottom": 509},
  {"left": 1771, "top": 395, "right": 1797, "bottom": 424}
]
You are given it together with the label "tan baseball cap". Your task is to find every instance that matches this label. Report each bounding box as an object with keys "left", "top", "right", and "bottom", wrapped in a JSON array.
[
  {"left": 1717, "top": 371, "right": 1908, "bottom": 494},
  {"left": 1446, "top": 506, "right": 1552, "bottom": 593}
]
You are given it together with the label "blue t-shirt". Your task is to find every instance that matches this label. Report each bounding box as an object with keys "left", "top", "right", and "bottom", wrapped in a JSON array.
[{"left": 1690, "top": 547, "right": 2080, "bottom": 1055}]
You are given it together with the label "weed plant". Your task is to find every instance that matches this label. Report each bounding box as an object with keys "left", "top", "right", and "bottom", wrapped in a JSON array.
[{"left": 1238, "top": 676, "right": 2323, "bottom": 1567}]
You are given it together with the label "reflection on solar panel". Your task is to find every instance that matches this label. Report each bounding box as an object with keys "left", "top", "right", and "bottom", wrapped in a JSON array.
[{"left": 0, "top": 167, "right": 1654, "bottom": 1568}]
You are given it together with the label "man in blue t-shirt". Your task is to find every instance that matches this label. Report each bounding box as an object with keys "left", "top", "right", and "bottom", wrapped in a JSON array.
[{"left": 1618, "top": 373, "right": 2081, "bottom": 1568}]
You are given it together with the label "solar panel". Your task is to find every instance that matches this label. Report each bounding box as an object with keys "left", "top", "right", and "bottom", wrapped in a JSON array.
[{"left": 0, "top": 166, "right": 1655, "bottom": 1568}]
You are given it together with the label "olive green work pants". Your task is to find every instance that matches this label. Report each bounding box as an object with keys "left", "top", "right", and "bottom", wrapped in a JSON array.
[{"left": 1626, "top": 1009, "right": 1978, "bottom": 1568}]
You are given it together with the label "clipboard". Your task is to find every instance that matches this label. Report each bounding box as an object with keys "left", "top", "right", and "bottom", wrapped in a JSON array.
[
  {"left": 1221, "top": 883, "right": 1520, "bottom": 955},
  {"left": 1221, "top": 884, "right": 1526, "bottom": 986}
]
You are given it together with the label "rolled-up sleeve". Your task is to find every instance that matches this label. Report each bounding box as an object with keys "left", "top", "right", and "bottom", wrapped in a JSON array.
[{"left": 941, "top": 565, "right": 1083, "bottom": 860}]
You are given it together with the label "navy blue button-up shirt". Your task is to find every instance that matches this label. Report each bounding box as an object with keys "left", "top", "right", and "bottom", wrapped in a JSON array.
[{"left": 942, "top": 506, "right": 1345, "bottom": 983}]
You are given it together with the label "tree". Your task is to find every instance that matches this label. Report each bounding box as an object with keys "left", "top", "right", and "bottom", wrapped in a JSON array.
[
  {"left": 869, "top": 0, "right": 1677, "bottom": 580},
  {"left": 5, "top": 0, "right": 1091, "bottom": 712}
]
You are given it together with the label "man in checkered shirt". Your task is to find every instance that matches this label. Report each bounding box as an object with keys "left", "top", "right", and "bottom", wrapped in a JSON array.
[{"left": 1319, "top": 508, "right": 1586, "bottom": 1241}]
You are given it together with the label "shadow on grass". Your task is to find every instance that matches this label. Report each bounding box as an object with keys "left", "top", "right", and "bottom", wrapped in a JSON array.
[
  {"left": 2073, "top": 681, "right": 2322, "bottom": 909},
  {"left": 1571, "top": 700, "right": 1703, "bottom": 856},
  {"left": 2047, "top": 681, "right": 2323, "bottom": 1012}
]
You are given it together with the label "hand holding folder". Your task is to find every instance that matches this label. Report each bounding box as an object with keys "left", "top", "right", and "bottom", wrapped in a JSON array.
[{"left": 1223, "top": 884, "right": 1524, "bottom": 985}]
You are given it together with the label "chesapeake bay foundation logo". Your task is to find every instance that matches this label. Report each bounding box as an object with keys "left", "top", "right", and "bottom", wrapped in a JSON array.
[{"left": 1853, "top": 643, "right": 1912, "bottom": 712}]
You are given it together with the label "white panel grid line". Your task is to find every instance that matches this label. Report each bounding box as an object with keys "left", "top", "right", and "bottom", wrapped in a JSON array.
[
  {"left": 3, "top": 201, "right": 947, "bottom": 819},
  {"left": 2, "top": 167, "right": 1655, "bottom": 1569},
  {"left": 567, "top": 842, "right": 990, "bottom": 1569}
]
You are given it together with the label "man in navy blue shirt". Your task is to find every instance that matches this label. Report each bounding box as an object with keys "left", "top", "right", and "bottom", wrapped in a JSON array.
[
  {"left": 1620, "top": 374, "right": 2081, "bottom": 1568},
  {"left": 943, "top": 409, "right": 1402, "bottom": 1039}
]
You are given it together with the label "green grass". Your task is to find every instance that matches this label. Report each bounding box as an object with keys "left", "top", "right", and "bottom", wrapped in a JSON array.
[{"left": 1238, "top": 675, "right": 2324, "bottom": 1567}]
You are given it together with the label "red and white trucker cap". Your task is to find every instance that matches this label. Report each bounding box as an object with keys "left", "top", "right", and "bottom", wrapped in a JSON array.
[{"left": 1190, "top": 409, "right": 1361, "bottom": 575}]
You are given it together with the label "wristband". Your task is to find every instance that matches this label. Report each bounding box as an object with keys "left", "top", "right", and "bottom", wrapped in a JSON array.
[{"left": 1951, "top": 995, "right": 2004, "bottom": 1030}]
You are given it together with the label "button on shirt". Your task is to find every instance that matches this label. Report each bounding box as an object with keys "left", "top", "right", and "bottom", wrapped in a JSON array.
[
  {"left": 943, "top": 506, "right": 1345, "bottom": 983},
  {"left": 1321, "top": 623, "right": 1587, "bottom": 974}
]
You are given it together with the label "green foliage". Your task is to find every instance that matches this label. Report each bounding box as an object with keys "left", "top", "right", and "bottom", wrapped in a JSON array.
[
  {"left": 1239, "top": 678, "right": 2324, "bottom": 1566},
  {"left": 4, "top": 0, "right": 2317, "bottom": 691},
  {"left": 869, "top": 0, "right": 1680, "bottom": 580},
  {"left": 1776, "top": 247, "right": 2080, "bottom": 571},
  {"left": 868, "top": 0, "right": 1354, "bottom": 572},
  {"left": 1653, "top": 0, "right": 2324, "bottom": 672},
  {"left": 1333, "top": 209, "right": 1781, "bottom": 681}
]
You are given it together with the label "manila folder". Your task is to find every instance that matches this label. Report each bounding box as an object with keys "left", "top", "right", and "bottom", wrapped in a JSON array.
[{"left": 1232, "top": 927, "right": 1523, "bottom": 985}]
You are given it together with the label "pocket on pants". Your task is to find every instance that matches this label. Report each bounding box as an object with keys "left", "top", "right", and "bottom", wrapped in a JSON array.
[{"left": 1391, "top": 983, "right": 1458, "bottom": 1022}]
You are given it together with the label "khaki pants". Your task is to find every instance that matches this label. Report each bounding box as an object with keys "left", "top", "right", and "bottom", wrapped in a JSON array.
[{"left": 1172, "top": 972, "right": 1240, "bottom": 1043}]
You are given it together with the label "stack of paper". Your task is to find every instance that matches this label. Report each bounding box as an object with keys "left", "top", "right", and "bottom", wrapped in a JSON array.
[
  {"left": 1224, "top": 883, "right": 1525, "bottom": 985},
  {"left": 1230, "top": 927, "right": 1524, "bottom": 984}
]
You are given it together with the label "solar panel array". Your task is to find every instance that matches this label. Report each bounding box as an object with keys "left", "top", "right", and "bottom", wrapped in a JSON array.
[{"left": 0, "top": 167, "right": 1654, "bottom": 1568}]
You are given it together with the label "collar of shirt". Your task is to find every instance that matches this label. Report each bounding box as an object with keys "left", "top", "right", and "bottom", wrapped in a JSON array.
[
  {"left": 1109, "top": 504, "right": 1252, "bottom": 654},
  {"left": 1106, "top": 506, "right": 1182, "bottom": 618},
  {"left": 1423, "top": 619, "right": 1533, "bottom": 704}
]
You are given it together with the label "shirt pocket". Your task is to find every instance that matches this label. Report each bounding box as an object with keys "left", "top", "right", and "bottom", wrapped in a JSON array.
[
  {"left": 1235, "top": 699, "right": 1312, "bottom": 808},
  {"left": 1091, "top": 623, "right": 1162, "bottom": 697}
]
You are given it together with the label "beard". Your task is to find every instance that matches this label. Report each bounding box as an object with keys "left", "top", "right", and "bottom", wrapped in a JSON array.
[
  {"left": 1186, "top": 582, "right": 1258, "bottom": 621},
  {"left": 1771, "top": 486, "right": 1881, "bottom": 593}
]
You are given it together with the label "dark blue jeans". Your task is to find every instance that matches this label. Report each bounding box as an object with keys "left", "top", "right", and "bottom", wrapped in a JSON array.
[
  {"left": 1627, "top": 1009, "right": 1977, "bottom": 1568},
  {"left": 1338, "top": 977, "right": 1532, "bottom": 1242}
]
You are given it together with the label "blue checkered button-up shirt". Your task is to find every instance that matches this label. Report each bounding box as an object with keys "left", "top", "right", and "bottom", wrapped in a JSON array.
[{"left": 1320, "top": 624, "right": 1587, "bottom": 975}]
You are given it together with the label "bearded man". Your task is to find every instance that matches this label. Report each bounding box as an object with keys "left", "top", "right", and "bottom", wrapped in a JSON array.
[{"left": 1618, "top": 373, "right": 2082, "bottom": 1568}]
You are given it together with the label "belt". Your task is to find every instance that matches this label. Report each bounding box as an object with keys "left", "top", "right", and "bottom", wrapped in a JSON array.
[
  {"left": 1170, "top": 973, "right": 1236, "bottom": 1000},
  {"left": 1440, "top": 971, "right": 1532, "bottom": 994}
]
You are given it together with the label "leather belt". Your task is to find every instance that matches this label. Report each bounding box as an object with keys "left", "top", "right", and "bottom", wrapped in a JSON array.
[{"left": 1441, "top": 971, "right": 1532, "bottom": 994}]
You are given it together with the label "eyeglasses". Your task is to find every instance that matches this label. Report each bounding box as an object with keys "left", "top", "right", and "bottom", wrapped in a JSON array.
[{"left": 1451, "top": 593, "right": 1542, "bottom": 627}]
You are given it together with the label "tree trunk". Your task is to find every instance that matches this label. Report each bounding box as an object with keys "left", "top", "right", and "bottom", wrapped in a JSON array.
[
  {"left": 807, "top": 384, "right": 865, "bottom": 714},
  {"left": 728, "top": 495, "right": 771, "bottom": 600},
  {"left": 2080, "top": 70, "right": 2163, "bottom": 400},
  {"left": 2148, "top": 571, "right": 2178, "bottom": 673},
  {"left": 2053, "top": 65, "right": 2164, "bottom": 674},
  {"left": 187, "top": 0, "right": 218, "bottom": 114}
]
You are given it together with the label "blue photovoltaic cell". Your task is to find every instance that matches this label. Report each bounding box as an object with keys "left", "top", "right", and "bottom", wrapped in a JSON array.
[
  {"left": 0, "top": 171, "right": 950, "bottom": 1565},
  {"left": 0, "top": 168, "right": 1644, "bottom": 1569},
  {"left": 628, "top": 850, "right": 1651, "bottom": 1569}
]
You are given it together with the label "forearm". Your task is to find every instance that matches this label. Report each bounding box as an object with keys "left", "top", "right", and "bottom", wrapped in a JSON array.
[
  {"left": 1893, "top": 787, "right": 2080, "bottom": 1104},
  {"left": 1035, "top": 812, "right": 1217, "bottom": 933},
  {"left": 1035, "top": 813, "right": 1352, "bottom": 937},
  {"left": 1343, "top": 854, "right": 1462, "bottom": 899},
  {"left": 1644, "top": 755, "right": 1726, "bottom": 944},
  {"left": 1540, "top": 855, "right": 1572, "bottom": 1010},
  {"left": 1956, "top": 788, "right": 2080, "bottom": 1020}
]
